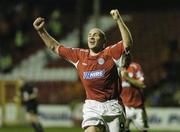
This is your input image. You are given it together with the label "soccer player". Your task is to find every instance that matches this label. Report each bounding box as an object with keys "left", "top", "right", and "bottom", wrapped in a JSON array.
[
  {"left": 17, "top": 77, "right": 44, "bottom": 132},
  {"left": 120, "top": 56, "right": 149, "bottom": 132},
  {"left": 33, "top": 9, "right": 133, "bottom": 132}
]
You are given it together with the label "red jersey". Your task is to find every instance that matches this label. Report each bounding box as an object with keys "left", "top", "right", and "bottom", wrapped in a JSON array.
[
  {"left": 58, "top": 41, "right": 125, "bottom": 102},
  {"left": 121, "top": 62, "right": 145, "bottom": 108}
]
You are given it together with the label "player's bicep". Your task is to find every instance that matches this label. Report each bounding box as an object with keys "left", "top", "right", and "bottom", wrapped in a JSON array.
[{"left": 121, "top": 53, "right": 131, "bottom": 68}]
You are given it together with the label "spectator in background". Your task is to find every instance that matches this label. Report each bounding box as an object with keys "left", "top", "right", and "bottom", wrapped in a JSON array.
[
  {"left": 16, "top": 77, "right": 44, "bottom": 132},
  {"left": 33, "top": 9, "right": 133, "bottom": 132},
  {"left": 0, "top": 16, "right": 13, "bottom": 73},
  {"left": 14, "top": 29, "right": 29, "bottom": 51},
  {"left": 0, "top": 47, "right": 13, "bottom": 73},
  {"left": 120, "top": 55, "right": 149, "bottom": 132},
  {"left": 162, "top": 39, "right": 180, "bottom": 82},
  {"left": 152, "top": 39, "right": 180, "bottom": 107},
  {"left": 48, "top": 9, "right": 62, "bottom": 38},
  {"left": 13, "top": 3, "right": 30, "bottom": 52}
]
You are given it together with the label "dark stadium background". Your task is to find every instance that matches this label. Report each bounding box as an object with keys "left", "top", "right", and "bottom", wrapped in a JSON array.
[{"left": 0, "top": 0, "right": 180, "bottom": 131}]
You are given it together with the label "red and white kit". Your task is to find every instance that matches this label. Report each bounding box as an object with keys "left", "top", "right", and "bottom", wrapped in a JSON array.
[
  {"left": 121, "top": 62, "right": 148, "bottom": 131},
  {"left": 57, "top": 41, "right": 126, "bottom": 131}
]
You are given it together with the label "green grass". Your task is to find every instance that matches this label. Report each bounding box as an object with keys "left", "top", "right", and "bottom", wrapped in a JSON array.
[
  {"left": 0, "top": 126, "right": 179, "bottom": 132},
  {"left": 0, "top": 126, "right": 83, "bottom": 132}
]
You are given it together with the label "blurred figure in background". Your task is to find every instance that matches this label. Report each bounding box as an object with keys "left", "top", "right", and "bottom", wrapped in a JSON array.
[
  {"left": 17, "top": 77, "right": 44, "bottom": 132},
  {"left": 33, "top": 9, "right": 132, "bottom": 132},
  {"left": 120, "top": 55, "right": 149, "bottom": 132},
  {"left": 150, "top": 39, "right": 180, "bottom": 107},
  {"left": 48, "top": 9, "right": 62, "bottom": 38}
]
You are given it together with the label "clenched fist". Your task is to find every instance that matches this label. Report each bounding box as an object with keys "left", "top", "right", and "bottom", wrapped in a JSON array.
[
  {"left": 110, "top": 9, "right": 120, "bottom": 21},
  {"left": 33, "top": 17, "right": 45, "bottom": 31}
]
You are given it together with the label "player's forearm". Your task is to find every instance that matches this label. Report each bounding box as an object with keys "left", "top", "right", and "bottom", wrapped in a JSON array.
[
  {"left": 38, "top": 28, "right": 60, "bottom": 53},
  {"left": 24, "top": 93, "right": 37, "bottom": 101},
  {"left": 29, "top": 93, "right": 37, "bottom": 100},
  {"left": 117, "top": 17, "right": 132, "bottom": 53},
  {"left": 125, "top": 76, "right": 146, "bottom": 88}
]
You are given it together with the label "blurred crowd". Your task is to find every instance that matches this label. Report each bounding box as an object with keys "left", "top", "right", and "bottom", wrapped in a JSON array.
[
  {"left": 0, "top": 1, "right": 63, "bottom": 73},
  {"left": 148, "top": 39, "right": 180, "bottom": 107}
]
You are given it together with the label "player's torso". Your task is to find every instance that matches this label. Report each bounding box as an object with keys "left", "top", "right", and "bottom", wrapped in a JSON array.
[
  {"left": 21, "top": 84, "right": 37, "bottom": 104},
  {"left": 121, "top": 66, "right": 143, "bottom": 107},
  {"left": 77, "top": 50, "right": 120, "bottom": 101}
]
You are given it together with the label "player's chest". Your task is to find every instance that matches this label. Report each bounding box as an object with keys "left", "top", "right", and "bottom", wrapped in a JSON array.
[{"left": 77, "top": 56, "right": 114, "bottom": 72}]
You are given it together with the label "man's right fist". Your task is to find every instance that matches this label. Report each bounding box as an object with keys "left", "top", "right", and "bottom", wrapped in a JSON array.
[{"left": 33, "top": 17, "right": 45, "bottom": 31}]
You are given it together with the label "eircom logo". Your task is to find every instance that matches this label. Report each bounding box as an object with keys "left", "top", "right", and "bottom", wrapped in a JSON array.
[{"left": 83, "top": 70, "right": 105, "bottom": 79}]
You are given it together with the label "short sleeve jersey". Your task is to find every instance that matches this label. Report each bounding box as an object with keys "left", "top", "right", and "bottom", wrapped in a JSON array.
[
  {"left": 121, "top": 62, "right": 145, "bottom": 108},
  {"left": 58, "top": 41, "right": 125, "bottom": 102}
]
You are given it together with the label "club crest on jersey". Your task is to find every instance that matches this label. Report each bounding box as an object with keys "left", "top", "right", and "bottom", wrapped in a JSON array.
[
  {"left": 98, "top": 58, "right": 105, "bottom": 65},
  {"left": 83, "top": 70, "right": 105, "bottom": 79}
]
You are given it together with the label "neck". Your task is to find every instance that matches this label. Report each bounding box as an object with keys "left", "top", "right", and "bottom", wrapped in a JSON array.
[
  {"left": 89, "top": 46, "right": 103, "bottom": 56},
  {"left": 89, "top": 50, "right": 100, "bottom": 56}
]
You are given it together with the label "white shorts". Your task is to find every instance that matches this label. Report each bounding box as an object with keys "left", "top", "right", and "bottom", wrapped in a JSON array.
[
  {"left": 82, "top": 99, "right": 126, "bottom": 132},
  {"left": 125, "top": 106, "right": 148, "bottom": 131}
]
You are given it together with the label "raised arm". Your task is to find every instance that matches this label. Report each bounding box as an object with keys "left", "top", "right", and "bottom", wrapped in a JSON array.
[
  {"left": 33, "top": 17, "right": 60, "bottom": 54},
  {"left": 110, "top": 9, "right": 133, "bottom": 53}
]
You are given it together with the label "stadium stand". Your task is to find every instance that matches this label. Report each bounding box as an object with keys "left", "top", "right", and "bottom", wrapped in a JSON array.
[{"left": 0, "top": 1, "right": 180, "bottom": 107}]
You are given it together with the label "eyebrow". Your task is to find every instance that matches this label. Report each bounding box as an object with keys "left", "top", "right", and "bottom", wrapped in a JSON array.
[{"left": 88, "top": 32, "right": 99, "bottom": 36}]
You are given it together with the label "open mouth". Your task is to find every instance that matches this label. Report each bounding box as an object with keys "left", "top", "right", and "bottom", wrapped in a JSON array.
[{"left": 89, "top": 41, "right": 95, "bottom": 45}]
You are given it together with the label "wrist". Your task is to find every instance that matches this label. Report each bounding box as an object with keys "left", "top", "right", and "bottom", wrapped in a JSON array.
[{"left": 38, "top": 28, "right": 45, "bottom": 34}]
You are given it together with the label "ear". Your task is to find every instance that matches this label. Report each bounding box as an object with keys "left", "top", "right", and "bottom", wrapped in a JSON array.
[{"left": 102, "top": 38, "right": 107, "bottom": 49}]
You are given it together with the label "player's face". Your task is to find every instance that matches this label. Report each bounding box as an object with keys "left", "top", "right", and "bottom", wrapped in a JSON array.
[{"left": 88, "top": 28, "right": 105, "bottom": 51}]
